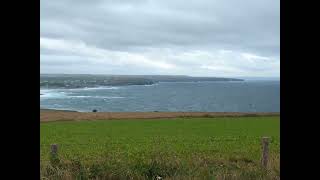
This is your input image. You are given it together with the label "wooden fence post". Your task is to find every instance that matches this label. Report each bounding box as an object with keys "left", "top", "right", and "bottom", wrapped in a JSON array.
[
  {"left": 51, "top": 144, "right": 58, "bottom": 155},
  {"left": 261, "top": 137, "right": 270, "bottom": 168}
]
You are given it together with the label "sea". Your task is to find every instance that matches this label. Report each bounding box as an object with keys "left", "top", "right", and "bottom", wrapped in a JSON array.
[{"left": 40, "top": 80, "right": 280, "bottom": 112}]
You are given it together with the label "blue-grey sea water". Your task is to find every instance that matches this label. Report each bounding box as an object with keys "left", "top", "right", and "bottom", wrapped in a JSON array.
[{"left": 40, "top": 80, "right": 280, "bottom": 112}]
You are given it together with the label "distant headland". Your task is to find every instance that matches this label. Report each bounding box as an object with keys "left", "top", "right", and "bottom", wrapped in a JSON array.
[{"left": 40, "top": 74, "right": 243, "bottom": 89}]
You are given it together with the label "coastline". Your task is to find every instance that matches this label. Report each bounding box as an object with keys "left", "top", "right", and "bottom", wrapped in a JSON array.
[
  {"left": 40, "top": 108, "right": 279, "bottom": 122},
  {"left": 40, "top": 108, "right": 78, "bottom": 112}
]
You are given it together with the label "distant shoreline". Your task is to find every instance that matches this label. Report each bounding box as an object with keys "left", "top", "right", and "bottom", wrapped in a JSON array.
[
  {"left": 40, "top": 109, "right": 279, "bottom": 122},
  {"left": 40, "top": 108, "right": 78, "bottom": 112},
  {"left": 40, "top": 74, "right": 244, "bottom": 89}
]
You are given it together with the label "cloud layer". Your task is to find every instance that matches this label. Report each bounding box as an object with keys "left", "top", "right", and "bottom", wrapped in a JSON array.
[{"left": 40, "top": 0, "right": 280, "bottom": 77}]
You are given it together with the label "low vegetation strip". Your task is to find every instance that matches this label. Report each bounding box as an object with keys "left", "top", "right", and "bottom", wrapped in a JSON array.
[
  {"left": 40, "top": 110, "right": 279, "bottom": 122},
  {"left": 40, "top": 116, "right": 280, "bottom": 179}
]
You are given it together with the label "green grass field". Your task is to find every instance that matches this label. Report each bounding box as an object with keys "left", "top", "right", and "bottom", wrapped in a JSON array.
[{"left": 40, "top": 116, "right": 280, "bottom": 179}]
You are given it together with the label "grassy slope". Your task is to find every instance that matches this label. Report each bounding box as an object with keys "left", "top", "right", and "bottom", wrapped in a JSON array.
[{"left": 40, "top": 116, "right": 279, "bottom": 179}]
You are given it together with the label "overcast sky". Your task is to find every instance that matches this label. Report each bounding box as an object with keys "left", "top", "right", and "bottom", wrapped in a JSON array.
[{"left": 40, "top": 0, "right": 279, "bottom": 77}]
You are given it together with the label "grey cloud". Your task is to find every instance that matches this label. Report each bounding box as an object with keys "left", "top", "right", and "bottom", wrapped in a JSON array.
[{"left": 41, "top": 0, "right": 279, "bottom": 76}]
